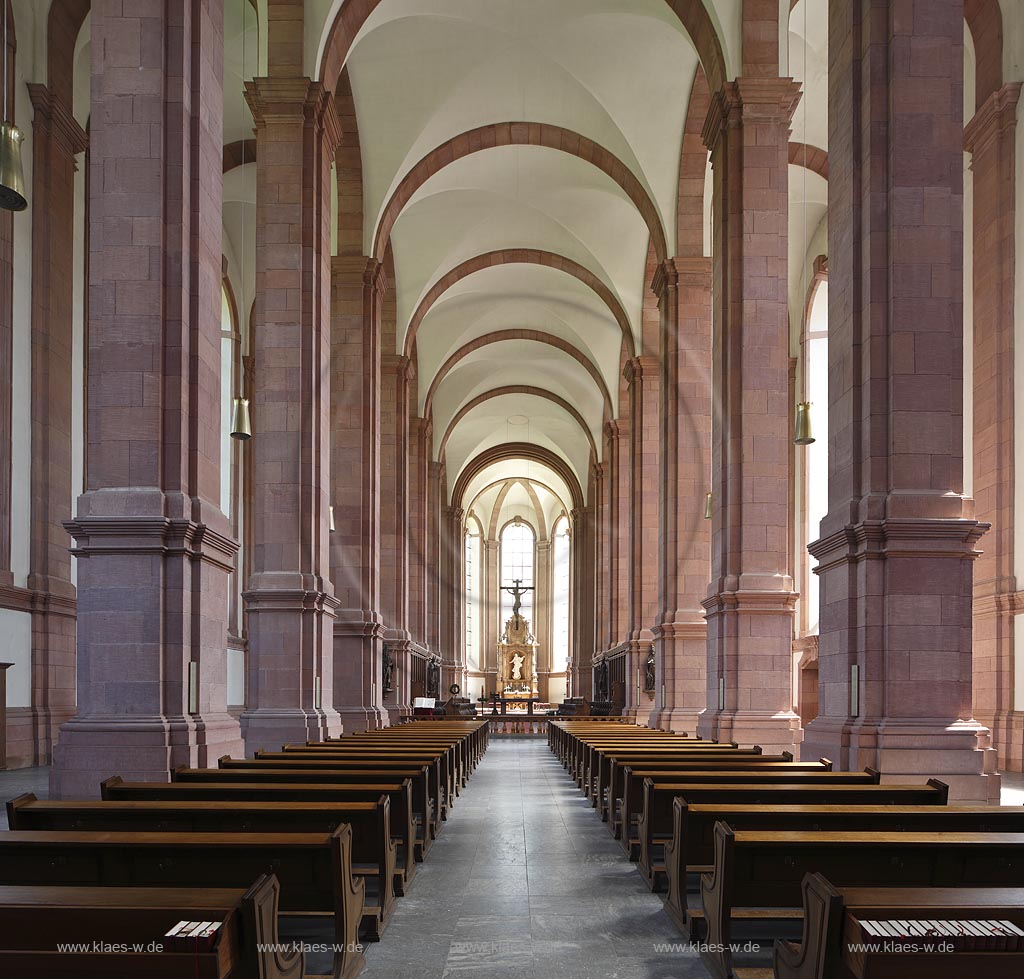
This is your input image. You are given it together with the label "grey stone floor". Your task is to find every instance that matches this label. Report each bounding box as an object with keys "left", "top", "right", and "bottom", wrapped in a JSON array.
[{"left": 356, "top": 736, "right": 708, "bottom": 979}]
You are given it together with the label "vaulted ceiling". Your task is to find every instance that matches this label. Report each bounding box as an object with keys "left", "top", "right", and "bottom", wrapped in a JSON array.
[{"left": 220, "top": 0, "right": 832, "bottom": 510}]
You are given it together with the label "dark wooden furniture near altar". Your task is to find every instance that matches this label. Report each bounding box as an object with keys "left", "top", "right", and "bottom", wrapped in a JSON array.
[
  {"left": 491, "top": 695, "right": 542, "bottom": 715},
  {"left": 776, "top": 874, "right": 1024, "bottom": 979},
  {"left": 0, "top": 662, "right": 12, "bottom": 769},
  {"left": 0, "top": 875, "right": 305, "bottom": 979}
]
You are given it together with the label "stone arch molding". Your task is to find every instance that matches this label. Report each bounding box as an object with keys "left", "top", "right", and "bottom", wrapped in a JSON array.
[{"left": 404, "top": 248, "right": 635, "bottom": 361}]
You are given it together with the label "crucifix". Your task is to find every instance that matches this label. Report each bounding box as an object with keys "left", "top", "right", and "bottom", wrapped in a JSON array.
[{"left": 501, "top": 578, "right": 534, "bottom": 628}]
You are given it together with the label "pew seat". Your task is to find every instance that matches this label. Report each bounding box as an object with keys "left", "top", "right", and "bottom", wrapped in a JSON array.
[
  {"left": 700, "top": 825, "right": 1024, "bottom": 979},
  {"left": 0, "top": 875, "right": 305, "bottom": 979},
  {"left": 774, "top": 874, "right": 1024, "bottom": 979},
  {"left": 0, "top": 829, "right": 366, "bottom": 973}
]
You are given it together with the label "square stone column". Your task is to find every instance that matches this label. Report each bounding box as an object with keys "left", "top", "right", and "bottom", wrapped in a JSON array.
[
  {"left": 569, "top": 504, "right": 595, "bottom": 700},
  {"left": 239, "top": 77, "right": 342, "bottom": 752},
  {"left": 27, "top": 85, "right": 88, "bottom": 762},
  {"left": 382, "top": 355, "right": 414, "bottom": 722},
  {"left": 803, "top": 0, "right": 997, "bottom": 801},
  {"left": 330, "top": 256, "right": 387, "bottom": 730},
  {"left": 622, "top": 356, "right": 660, "bottom": 722},
  {"left": 53, "top": 0, "right": 243, "bottom": 797},
  {"left": 965, "top": 84, "right": 1024, "bottom": 769},
  {"left": 697, "top": 78, "right": 803, "bottom": 754},
  {"left": 650, "top": 259, "right": 711, "bottom": 733}
]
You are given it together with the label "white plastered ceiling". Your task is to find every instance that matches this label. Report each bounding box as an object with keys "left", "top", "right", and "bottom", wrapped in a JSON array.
[{"left": 321, "top": 0, "right": 710, "bottom": 506}]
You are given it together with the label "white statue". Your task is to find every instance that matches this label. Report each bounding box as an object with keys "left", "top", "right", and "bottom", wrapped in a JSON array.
[{"left": 511, "top": 652, "right": 525, "bottom": 681}]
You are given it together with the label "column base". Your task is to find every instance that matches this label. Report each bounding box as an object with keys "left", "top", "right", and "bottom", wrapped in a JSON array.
[
  {"left": 803, "top": 717, "right": 1000, "bottom": 802},
  {"left": 977, "top": 711, "right": 1024, "bottom": 772},
  {"left": 50, "top": 711, "right": 245, "bottom": 798},
  {"left": 333, "top": 615, "right": 389, "bottom": 731},
  {"left": 240, "top": 706, "right": 341, "bottom": 755},
  {"left": 697, "top": 708, "right": 803, "bottom": 755},
  {"left": 648, "top": 707, "right": 704, "bottom": 737}
]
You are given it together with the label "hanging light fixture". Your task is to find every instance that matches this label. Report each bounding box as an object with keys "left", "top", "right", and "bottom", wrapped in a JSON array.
[
  {"left": 793, "top": 401, "right": 814, "bottom": 445},
  {"left": 230, "top": 396, "right": 251, "bottom": 440},
  {"left": 792, "top": 5, "right": 814, "bottom": 449},
  {"left": 329, "top": 505, "right": 336, "bottom": 532},
  {"left": 703, "top": 492, "right": 713, "bottom": 520},
  {"left": 0, "top": 0, "right": 26, "bottom": 211}
]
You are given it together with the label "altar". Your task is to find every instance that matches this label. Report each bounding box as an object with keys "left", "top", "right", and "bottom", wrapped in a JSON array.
[{"left": 496, "top": 611, "right": 539, "bottom": 697}]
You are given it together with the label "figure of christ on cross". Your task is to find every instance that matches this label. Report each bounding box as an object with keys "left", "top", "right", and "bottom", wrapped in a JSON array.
[{"left": 502, "top": 578, "right": 535, "bottom": 629}]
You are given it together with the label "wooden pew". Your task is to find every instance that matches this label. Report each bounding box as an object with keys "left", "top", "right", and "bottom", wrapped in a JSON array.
[
  {"left": 600, "top": 753, "right": 818, "bottom": 826},
  {"left": 261, "top": 748, "right": 456, "bottom": 817},
  {"left": 619, "top": 768, "right": 881, "bottom": 857},
  {"left": 663, "top": 795, "right": 1021, "bottom": 934},
  {"left": 571, "top": 736, "right": 714, "bottom": 788},
  {"left": 580, "top": 741, "right": 747, "bottom": 797},
  {"left": 176, "top": 763, "right": 435, "bottom": 859},
  {"left": 0, "top": 875, "right": 306, "bottom": 979},
  {"left": 231, "top": 756, "right": 444, "bottom": 837},
  {"left": 94, "top": 778, "right": 409, "bottom": 897},
  {"left": 0, "top": 828, "right": 366, "bottom": 972},
  {"left": 594, "top": 748, "right": 783, "bottom": 815},
  {"left": 298, "top": 736, "right": 468, "bottom": 790},
  {"left": 775, "top": 873, "right": 1024, "bottom": 979},
  {"left": 700, "top": 825, "right": 1024, "bottom": 979}
]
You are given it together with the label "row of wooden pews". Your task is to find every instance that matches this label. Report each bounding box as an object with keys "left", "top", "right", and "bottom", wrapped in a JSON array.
[
  {"left": 549, "top": 719, "right": 1024, "bottom": 979},
  {"left": 1, "top": 718, "right": 488, "bottom": 978}
]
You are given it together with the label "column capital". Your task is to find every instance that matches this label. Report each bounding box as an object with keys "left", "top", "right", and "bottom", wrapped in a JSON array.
[
  {"left": 245, "top": 77, "right": 343, "bottom": 153},
  {"left": 964, "top": 82, "right": 1022, "bottom": 159},
  {"left": 27, "top": 83, "right": 88, "bottom": 158},
  {"left": 622, "top": 355, "right": 659, "bottom": 386},
  {"left": 363, "top": 256, "right": 387, "bottom": 298},
  {"left": 702, "top": 77, "right": 802, "bottom": 153},
  {"left": 603, "top": 419, "right": 625, "bottom": 443}
]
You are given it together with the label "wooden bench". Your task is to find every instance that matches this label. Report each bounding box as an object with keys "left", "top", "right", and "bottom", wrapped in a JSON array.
[
  {"left": 572, "top": 737, "right": 716, "bottom": 788},
  {"left": 293, "top": 739, "right": 466, "bottom": 792},
  {"left": 600, "top": 754, "right": 821, "bottom": 827},
  {"left": 0, "top": 875, "right": 306, "bottom": 979},
  {"left": 619, "top": 768, "right": 881, "bottom": 856},
  {"left": 775, "top": 873, "right": 1024, "bottom": 979},
  {"left": 700, "top": 825, "right": 1024, "bottom": 979},
  {"left": 0, "top": 828, "right": 365, "bottom": 973},
  {"left": 663, "top": 795, "right": 1019, "bottom": 934},
  {"left": 93, "top": 778, "right": 407, "bottom": 897},
  {"left": 218, "top": 756, "right": 443, "bottom": 844},
  {"left": 595, "top": 748, "right": 785, "bottom": 815},
  {"left": 260, "top": 749, "right": 455, "bottom": 817},
  {"left": 177, "top": 763, "right": 435, "bottom": 859}
]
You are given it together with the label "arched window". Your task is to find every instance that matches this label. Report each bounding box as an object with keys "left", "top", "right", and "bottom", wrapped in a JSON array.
[
  {"left": 464, "top": 514, "right": 482, "bottom": 672},
  {"left": 803, "top": 276, "right": 828, "bottom": 633},
  {"left": 500, "top": 519, "right": 535, "bottom": 631},
  {"left": 552, "top": 515, "right": 571, "bottom": 671}
]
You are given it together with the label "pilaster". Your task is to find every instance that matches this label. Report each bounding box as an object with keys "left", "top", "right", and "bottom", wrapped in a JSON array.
[
  {"left": 697, "top": 78, "right": 803, "bottom": 753},
  {"left": 240, "top": 75, "right": 343, "bottom": 751}
]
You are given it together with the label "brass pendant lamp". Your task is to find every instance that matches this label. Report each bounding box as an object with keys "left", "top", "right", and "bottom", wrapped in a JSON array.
[
  {"left": 0, "top": 0, "right": 26, "bottom": 211},
  {"left": 230, "top": 396, "right": 251, "bottom": 440},
  {"left": 793, "top": 401, "right": 814, "bottom": 445}
]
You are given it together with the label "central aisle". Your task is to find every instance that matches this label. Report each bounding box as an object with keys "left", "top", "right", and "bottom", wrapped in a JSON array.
[{"left": 359, "top": 737, "right": 709, "bottom": 979}]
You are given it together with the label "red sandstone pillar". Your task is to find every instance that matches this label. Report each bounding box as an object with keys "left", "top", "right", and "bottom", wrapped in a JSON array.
[
  {"left": 804, "top": 0, "right": 998, "bottom": 801},
  {"left": 623, "top": 356, "right": 660, "bottom": 722},
  {"left": 440, "top": 505, "right": 465, "bottom": 692},
  {"left": 26, "top": 85, "right": 87, "bottom": 762},
  {"left": 330, "top": 256, "right": 387, "bottom": 730},
  {"left": 569, "top": 504, "right": 595, "bottom": 699},
  {"left": 54, "top": 0, "right": 243, "bottom": 796},
  {"left": 408, "top": 414, "right": 429, "bottom": 652},
  {"left": 965, "top": 84, "right": 1023, "bottom": 770},
  {"left": 239, "top": 76, "right": 342, "bottom": 751},
  {"left": 650, "top": 259, "right": 712, "bottom": 734},
  {"left": 593, "top": 460, "right": 610, "bottom": 660},
  {"left": 697, "top": 77, "right": 803, "bottom": 754},
  {"left": 427, "top": 461, "right": 443, "bottom": 655},
  {"left": 382, "top": 355, "right": 415, "bottom": 721}
]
